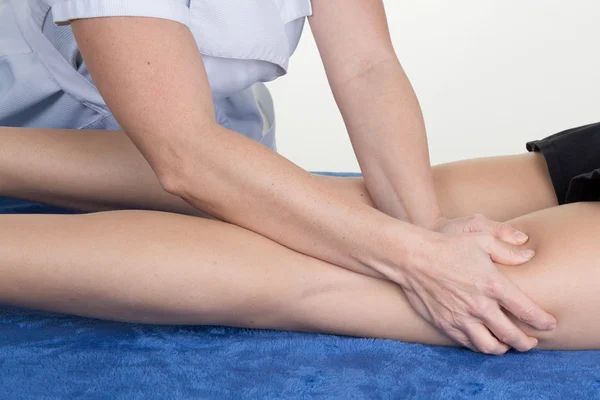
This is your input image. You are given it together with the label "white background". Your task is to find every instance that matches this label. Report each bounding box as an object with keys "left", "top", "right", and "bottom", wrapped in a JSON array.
[{"left": 269, "top": 0, "right": 600, "bottom": 172}]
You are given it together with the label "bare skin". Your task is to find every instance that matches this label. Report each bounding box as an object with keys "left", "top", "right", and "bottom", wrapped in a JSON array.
[
  {"left": 1, "top": 127, "right": 593, "bottom": 352},
  {"left": 0, "top": 128, "right": 555, "bottom": 221},
  {"left": 66, "top": 11, "right": 557, "bottom": 355}
]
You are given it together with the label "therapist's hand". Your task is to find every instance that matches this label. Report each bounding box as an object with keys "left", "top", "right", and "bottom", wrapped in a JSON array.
[
  {"left": 397, "top": 231, "right": 557, "bottom": 355},
  {"left": 430, "top": 214, "right": 530, "bottom": 247}
]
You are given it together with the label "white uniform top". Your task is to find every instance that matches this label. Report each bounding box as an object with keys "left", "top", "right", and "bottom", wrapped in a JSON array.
[{"left": 0, "top": 0, "right": 313, "bottom": 149}]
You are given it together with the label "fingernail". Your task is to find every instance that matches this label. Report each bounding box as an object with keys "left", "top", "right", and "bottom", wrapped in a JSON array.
[
  {"left": 521, "top": 249, "right": 536, "bottom": 259},
  {"left": 548, "top": 323, "right": 557, "bottom": 330},
  {"left": 531, "top": 338, "right": 539, "bottom": 348},
  {"left": 513, "top": 232, "right": 529, "bottom": 244}
]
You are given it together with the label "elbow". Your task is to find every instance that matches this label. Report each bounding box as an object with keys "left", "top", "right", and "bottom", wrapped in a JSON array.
[
  {"left": 152, "top": 121, "right": 219, "bottom": 197},
  {"left": 155, "top": 162, "right": 189, "bottom": 198}
]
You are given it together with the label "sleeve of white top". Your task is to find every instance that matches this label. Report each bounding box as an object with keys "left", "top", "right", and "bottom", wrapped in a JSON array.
[{"left": 49, "top": 0, "right": 191, "bottom": 27}]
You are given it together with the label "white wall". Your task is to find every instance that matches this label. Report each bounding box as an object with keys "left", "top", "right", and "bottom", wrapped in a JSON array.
[{"left": 269, "top": 0, "right": 600, "bottom": 172}]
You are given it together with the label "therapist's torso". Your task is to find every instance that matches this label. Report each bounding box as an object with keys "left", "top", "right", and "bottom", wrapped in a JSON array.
[{"left": 0, "top": 0, "right": 313, "bottom": 150}]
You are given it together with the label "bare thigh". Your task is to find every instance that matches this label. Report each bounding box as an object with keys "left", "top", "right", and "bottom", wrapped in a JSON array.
[
  {"left": 315, "top": 153, "right": 558, "bottom": 222},
  {"left": 0, "top": 202, "right": 598, "bottom": 350},
  {"left": 1, "top": 127, "right": 556, "bottom": 221}
]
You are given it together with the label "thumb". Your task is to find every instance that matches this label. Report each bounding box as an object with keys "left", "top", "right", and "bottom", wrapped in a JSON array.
[{"left": 483, "top": 237, "right": 536, "bottom": 266}]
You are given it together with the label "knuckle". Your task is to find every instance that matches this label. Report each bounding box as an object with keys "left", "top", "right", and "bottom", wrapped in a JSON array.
[
  {"left": 498, "top": 330, "right": 517, "bottom": 345},
  {"left": 519, "top": 305, "right": 537, "bottom": 323},
  {"left": 437, "top": 319, "right": 453, "bottom": 333},
  {"left": 498, "top": 222, "right": 513, "bottom": 234},
  {"left": 450, "top": 312, "right": 467, "bottom": 328},
  {"left": 445, "top": 327, "right": 467, "bottom": 344},
  {"left": 445, "top": 328, "right": 476, "bottom": 351},
  {"left": 507, "top": 246, "right": 522, "bottom": 261},
  {"left": 432, "top": 312, "right": 457, "bottom": 333},
  {"left": 470, "top": 299, "right": 494, "bottom": 319},
  {"left": 481, "top": 343, "right": 506, "bottom": 355},
  {"left": 466, "top": 214, "right": 485, "bottom": 232},
  {"left": 509, "top": 246, "right": 520, "bottom": 257},
  {"left": 479, "top": 344, "right": 496, "bottom": 354},
  {"left": 483, "top": 279, "right": 506, "bottom": 298},
  {"left": 462, "top": 340, "right": 476, "bottom": 352},
  {"left": 431, "top": 315, "right": 446, "bottom": 329},
  {"left": 514, "top": 340, "right": 534, "bottom": 352}
]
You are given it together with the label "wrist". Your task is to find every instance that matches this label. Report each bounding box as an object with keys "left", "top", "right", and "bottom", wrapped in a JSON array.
[
  {"left": 360, "top": 218, "right": 442, "bottom": 285},
  {"left": 420, "top": 215, "right": 451, "bottom": 232},
  {"left": 411, "top": 210, "right": 445, "bottom": 231}
]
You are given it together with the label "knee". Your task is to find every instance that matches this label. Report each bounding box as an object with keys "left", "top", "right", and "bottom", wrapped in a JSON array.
[{"left": 498, "top": 202, "right": 600, "bottom": 349}]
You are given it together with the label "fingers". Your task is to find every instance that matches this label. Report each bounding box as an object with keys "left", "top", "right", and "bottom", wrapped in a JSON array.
[
  {"left": 491, "top": 278, "right": 557, "bottom": 331},
  {"left": 445, "top": 328, "right": 479, "bottom": 353},
  {"left": 469, "top": 215, "right": 529, "bottom": 245},
  {"left": 481, "top": 306, "right": 538, "bottom": 352},
  {"left": 404, "top": 289, "right": 483, "bottom": 354},
  {"left": 478, "top": 235, "right": 535, "bottom": 266},
  {"left": 463, "top": 321, "right": 510, "bottom": 355}
]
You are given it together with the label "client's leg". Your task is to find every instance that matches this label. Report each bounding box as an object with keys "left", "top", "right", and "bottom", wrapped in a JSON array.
[
  {"left": 0, "top": 203, "right": 597, "bottom": 350},
  {"left": 0, "top": 127, "right": 203, "bottom": 216},
  {"left": 0, "top": 127, "right": 556, "bottom": 220},
  {"left": 316, "top": 152, "right": 558, "bottom": 222}
]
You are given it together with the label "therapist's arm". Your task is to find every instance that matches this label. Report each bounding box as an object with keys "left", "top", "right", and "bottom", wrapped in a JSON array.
[
  {"left": 308, "top": 0, "right": 438, "bottom": 227},
  {"left": 309, "top": 0, "right": 475, "bottom": 231},
  {"left": 70, "top": 17, "right": 554, "bottom": 354},
  {"left": 309, "top": 0, "right": 556, "bottom": 350},
  {"left": 70, "top": 16, "right": 413, "bottom": 279}
]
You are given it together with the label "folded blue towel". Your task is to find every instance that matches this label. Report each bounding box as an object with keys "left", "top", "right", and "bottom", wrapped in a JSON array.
[{"left": 1, "top": 175, "right": 599, "bottom": 399}]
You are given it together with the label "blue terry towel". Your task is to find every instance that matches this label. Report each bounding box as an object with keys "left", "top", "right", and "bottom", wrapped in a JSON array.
[{"left": 1, "top": 174, "right": 600, "bottom": 399}]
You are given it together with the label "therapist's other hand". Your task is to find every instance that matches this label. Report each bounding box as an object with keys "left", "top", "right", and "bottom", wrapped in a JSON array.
[
  {"left": 398, "top": 232, "right": 557, "bottom": 355},
  {"left": 430, "top": 215, "right": 532, "bottom": 265}
]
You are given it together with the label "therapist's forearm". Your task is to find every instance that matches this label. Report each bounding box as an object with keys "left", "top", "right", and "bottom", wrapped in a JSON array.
[
  {"left": 333, "top": 59, "right": 442, "bottom": 228},
  {"left": 154, "top": 120, "right": 412, "bottom": 280},
  {"left": 71, "top": 17, "right": 429, "bottom": 280}
]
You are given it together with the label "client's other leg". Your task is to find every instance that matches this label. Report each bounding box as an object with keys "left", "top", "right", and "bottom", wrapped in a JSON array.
[
  {"left": 433, "top": 154, "right": 558, "bottom": 221},
  {"left": 316, "top": 153, "right": 558, "bottom": 222},
  {"left": 0, "top": 203, "right": 598, "bottom": 350},
  {"left": 0, "top": 127, "right": 203, "bottom": 216},
  {"left": 0, "top": 127, "right": 556, "bottom": 221}
]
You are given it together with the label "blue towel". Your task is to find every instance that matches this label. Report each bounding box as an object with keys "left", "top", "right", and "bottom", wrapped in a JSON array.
[{"left": 1, "top": 173, "right": 600, "bottom": 399}]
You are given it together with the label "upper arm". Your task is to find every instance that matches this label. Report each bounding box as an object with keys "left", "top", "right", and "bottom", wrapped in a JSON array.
[
  {"left": 71, "top": 17, "right": 215, "bottom": 131},
  {"left": 49, "top": 1, "right": 215, "bottom": 136},
  {"left": 68, "top": 16, "right": 217, "bottom": 179},
  {"left": 308, "top": 0, "right": 397, "bottom": 85}
]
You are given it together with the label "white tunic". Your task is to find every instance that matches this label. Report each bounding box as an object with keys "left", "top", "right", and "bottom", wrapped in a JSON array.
[{"left": 0, "top": 0, "right": 313, "bottom": 149}]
